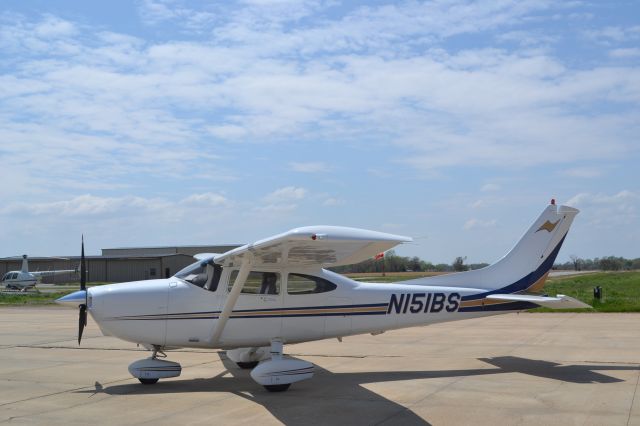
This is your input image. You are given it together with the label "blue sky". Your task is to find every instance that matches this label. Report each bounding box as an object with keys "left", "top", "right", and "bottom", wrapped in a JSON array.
[{"left": 0, "top": 0, "right": 638, "bottom": 264}]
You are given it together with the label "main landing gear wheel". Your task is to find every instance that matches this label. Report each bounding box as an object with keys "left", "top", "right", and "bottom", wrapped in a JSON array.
[
  {"left": 249, "top": 339, "right": 314, "bottom": 392},
  {"left": 236, "top": 361, "right": 259, "bottom": 369},
  {"left": 264, "top": 384, "right": 291, "bottom": 392},
  {"left": 138, "top": 378, "right": 159, "bottom": 385}
]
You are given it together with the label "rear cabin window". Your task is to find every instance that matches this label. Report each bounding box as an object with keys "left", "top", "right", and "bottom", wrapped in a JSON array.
[
  {"left": 228, "top": 271, "right": 280, "bottom": 295},
  {"left": 287, "top": 274, "right": 337, "bottom": 295}
]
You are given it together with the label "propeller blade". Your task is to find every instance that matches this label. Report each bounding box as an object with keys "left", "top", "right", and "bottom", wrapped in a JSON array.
[
  {"left": 78, "top": 235, "right": 88, "bottom": 345},
  {"left": 80, "top": 235, "right": 86, "bottom": 292},
  {"left": 78, "top": 303, "right": 87, "bottom": 345}
]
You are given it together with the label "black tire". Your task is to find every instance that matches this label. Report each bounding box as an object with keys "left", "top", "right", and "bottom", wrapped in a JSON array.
[
  {"left": 264, "top": 384, "right": 291, "bottom": 392},
  {"left": 236, "top": 361, "right": 259, "bottom": 369},
  {"left": 139, "top": 378, "right": 159, "bottom": 385}
]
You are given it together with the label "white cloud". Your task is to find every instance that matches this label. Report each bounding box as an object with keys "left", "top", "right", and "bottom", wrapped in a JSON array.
[
  {"left": 0, "top": 3, "right": 638, "bottom": 259},
  {"left": 1, "top": 5, "right": 639, "bottom": 196},
  {"left": 481, "top": 183, "right": 501, "bottom": 192},
  {"left": 562, "top": 167, "right": 604, "bottom": 178},
  {"left": 254, "top": 203, "right": 298, "bottom": 214},
  {"left": 322, "top": 197, "right": 342, "bottom": 206},
  {"left": 256, "top": 186, "right": 308, "bottom": 215},
  {"left": 206, "top": 124, "right": 248, "bottom": 139},
  {"left": 137, "top": 0, "right": 218, "bottom": 29},
  {"left": 566, "top": 190, "right": 639, "bottom": 229},
  {"left": 33, "top": 15, "right": 77, "bottom": 38},
  {"left": 471, "top": 199, "right": 486, "bottom": 209},
  {"left": 290, "top": 162, "right": 330, "bottom": 173},
  {"left": 463, "top": 218, "right": 497, "bottom": 230},
  {"left": 567, "top": 190, "right": 638, "bottom": 207},
  {"left": 585, "top": 25, "right": 640, "bottom": 44},
  {"left": 610, "top": 48, "right": 640, "bottom": 58},
  {"left": 182, "top": 193, "right": 230, "bottom": 207},
  {"left": 0, "top": 194, "right": 169, "bottom": 217},
  {"left": 496, "top": 30, "right": 557, "bottom": 47},
  {"left": 263, "top": 186, "right": 307, "bottom": 203}
]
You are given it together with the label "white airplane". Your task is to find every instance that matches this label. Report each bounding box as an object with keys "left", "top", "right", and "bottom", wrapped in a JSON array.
[
  {"left": 57, "top": 201, "right": 589, "bottom": 392},
  {"left": 2, "top": 255, "right": 77, "bottom": 291}
]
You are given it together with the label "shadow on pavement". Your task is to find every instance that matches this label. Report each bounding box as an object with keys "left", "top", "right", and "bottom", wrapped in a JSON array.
[{"left": 78, "top": 355, "right": 639, "bottom": 425}]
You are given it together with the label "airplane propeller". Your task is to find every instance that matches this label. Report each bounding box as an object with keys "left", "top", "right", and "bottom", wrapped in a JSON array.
[{"left": 78, "top": 235, "right": 87, "bottom": 345}]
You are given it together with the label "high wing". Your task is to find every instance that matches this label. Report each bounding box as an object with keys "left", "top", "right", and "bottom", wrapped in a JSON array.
[
  {"left": 193, "top": 253, "right": 221, "bottom": 261},
  {"left": 201, "top": 226, "right": 412, "bottom": 268},
  {"left": 486, "top": 294, "right": 591, "bottom": 309}
]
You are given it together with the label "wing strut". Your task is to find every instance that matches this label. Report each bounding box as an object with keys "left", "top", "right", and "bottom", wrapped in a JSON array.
[{"left": 210, "top": 254, "right": 253, "bottom": 346}]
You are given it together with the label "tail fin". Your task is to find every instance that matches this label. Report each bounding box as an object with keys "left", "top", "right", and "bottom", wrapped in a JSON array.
[
  {"left": 414, "top": 202, "right": 579, "bottom": 293},
  {"left": 21, "top": 255, "right": 29, "bottom": 273}
]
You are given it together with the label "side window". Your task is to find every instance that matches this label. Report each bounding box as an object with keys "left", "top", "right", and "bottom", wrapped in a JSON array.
[
  {"left": 228, "top": 271, "right": 280, "bottom": 295},
  {"left": 287, "top": 274, "right": 337, "bottom": 295},
  {"left": 11, "top": 273, "right": 18, "bottom": 280}
]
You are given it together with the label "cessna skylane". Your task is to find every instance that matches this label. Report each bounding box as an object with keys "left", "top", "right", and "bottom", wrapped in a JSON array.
[
  {"left": 2, "top": 255, "right": 77, "bottom": 291},
  {"left": 57, "top": 201, "right": 588, "bottom": 392}
]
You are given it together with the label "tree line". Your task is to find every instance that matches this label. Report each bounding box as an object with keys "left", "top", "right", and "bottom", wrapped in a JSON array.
[
  {"left": 331, "top": 251, "right": 640, "bottom": 274},
  {"left": 331, "top": 250, "right": 489, "bottom": 274},
  {"left": 555, "top": 256, "right": 640, "bottom": 271}
]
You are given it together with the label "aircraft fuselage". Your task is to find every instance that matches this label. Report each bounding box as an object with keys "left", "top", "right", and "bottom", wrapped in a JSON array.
[
  {"left": 2, "top": 271, "right": 37, "bottom": 290},
  {"left": 85, "top": 268, "right": 502, "bottom": 349}
]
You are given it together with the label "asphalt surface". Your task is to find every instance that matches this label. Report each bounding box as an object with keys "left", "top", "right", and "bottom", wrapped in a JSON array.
[{"left": 1, "top": 308, "right": 640, "bottom": 425}]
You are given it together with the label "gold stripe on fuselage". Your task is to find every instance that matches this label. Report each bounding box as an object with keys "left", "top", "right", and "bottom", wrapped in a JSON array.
[
  {"left": 230, "top": 305, "right": 388, "bottom": 317},
  {"left": 461, "top": 270, "right": 551, "bottom": 308}
]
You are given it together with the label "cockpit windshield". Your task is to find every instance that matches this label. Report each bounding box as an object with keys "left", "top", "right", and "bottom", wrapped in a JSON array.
[
  {"left": 174, "top": 260, "right": 223, "bottom": 291},
  {"left": 175, "top": 261, "right": 209, "bottom": 287}
]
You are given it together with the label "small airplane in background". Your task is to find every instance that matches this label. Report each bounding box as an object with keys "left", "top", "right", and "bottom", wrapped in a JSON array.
[
  {"left": 2, "top": 255, "right": 77, "bottom": 291},
  {"left": 57, "top": 200, "right": 589, "bottom": 392}
]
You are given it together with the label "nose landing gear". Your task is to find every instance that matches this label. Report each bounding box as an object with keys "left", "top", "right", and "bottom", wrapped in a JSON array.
[{"left": 128, "top": 345, "right": 182, "bottom": 385}]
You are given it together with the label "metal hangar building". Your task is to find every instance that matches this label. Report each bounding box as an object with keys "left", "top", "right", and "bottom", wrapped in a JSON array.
[{"left": 0, "top": 245, "right": 241, "bottom": 284}]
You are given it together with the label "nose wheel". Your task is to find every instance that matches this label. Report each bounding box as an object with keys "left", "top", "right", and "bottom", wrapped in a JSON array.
[
  {"left": 128, "top": 345, "right": 181, "bottom": 385},
  {"left": 264, "top": 384, "right": 291, "bottom": 392},
  {"left": 236, "top": 361, "right": 259, "bottom": 369}
]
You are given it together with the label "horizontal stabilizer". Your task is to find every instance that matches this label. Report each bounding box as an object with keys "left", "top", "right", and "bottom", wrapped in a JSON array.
[{"left": 486, "top": 294, "right": 591, "bottom": 309}]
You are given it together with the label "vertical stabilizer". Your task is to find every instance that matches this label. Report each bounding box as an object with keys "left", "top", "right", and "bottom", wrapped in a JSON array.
[{"left": 407, "top": 202, "right": 579, "bottom": 293}]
